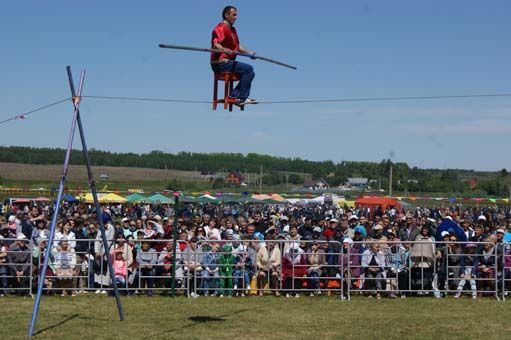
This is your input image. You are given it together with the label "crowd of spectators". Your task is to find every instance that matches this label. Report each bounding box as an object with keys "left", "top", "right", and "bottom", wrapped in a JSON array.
[{"left": 0, "top": 199, "right": 510, "bottom": 299}]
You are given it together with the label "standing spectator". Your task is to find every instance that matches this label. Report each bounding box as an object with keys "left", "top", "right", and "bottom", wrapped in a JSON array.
[
  {"left": 410, "top": 225, "right": 436, "bottom": 293},
  {"left": 454, "top": 243, "right": 477, "bottom": 299}
]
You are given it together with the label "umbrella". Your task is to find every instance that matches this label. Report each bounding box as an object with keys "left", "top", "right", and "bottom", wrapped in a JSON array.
[
  {"left": 435, "top": 219, "right": 467, "bottom": 242},
  {"left": 62, "top": 194, "right": 79, "bottom": 203},
  {"left": 504, "top": 232, "right": 511, "bottom": 243}
]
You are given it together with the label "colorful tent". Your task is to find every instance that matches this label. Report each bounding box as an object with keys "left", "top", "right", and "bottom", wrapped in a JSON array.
[
  {"left": 354, "top": 196, "right": 401, "bottom": 211},
  {"left": 126, "top": 193, "right": 148, "bottom": 203},
  {"left": 148, "top": 193, "right": 174, "bottom": 204},
  {"left": 99, "top": 193, "right": 127, "bottom": 203}
]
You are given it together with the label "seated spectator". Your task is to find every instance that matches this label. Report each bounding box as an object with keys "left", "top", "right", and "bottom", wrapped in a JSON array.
[
  {"left": 7, "top": 233, "right": 31, "bottom": 295},
  {"left": 32, "top": 236, "right": 55, "bottom": 294},
  {"left": 307, "top": 241, "right": 326, "bottom": 296},
  {"left": 157, "top": 241, "right": 184, "bottom": 291},
  {"left": 52, "top": 239, "right": 77, "bottom": 296},
  {"left": 136, "top": 240, "right": 157, "bottom": 296},
  {"left": 282, "top": 243, "right": 306, "bottom": 298},
  {"left": 256, "top": 236, "right": 281, "bottom": 296},
  {"left": 112, "top": 249, "right": 127, "bottom": 292},
  {"left": 201, "top": 243, "right": 219, "bottom": 296},
  {"left": 361, "top": 242, "right": 386, "bottom": 299},
  {"left": 0, "top": 237, "right": 8, "bottom": 296}
]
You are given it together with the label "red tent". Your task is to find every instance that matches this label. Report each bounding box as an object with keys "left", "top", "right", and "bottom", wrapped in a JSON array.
[{"left": 355, "top": 196, "right": 401, "bottom": 211}]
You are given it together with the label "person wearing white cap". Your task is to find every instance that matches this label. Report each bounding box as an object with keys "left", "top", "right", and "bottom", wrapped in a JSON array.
[{"left": 7, "top": 233, "right": 31, "bottom": 294}]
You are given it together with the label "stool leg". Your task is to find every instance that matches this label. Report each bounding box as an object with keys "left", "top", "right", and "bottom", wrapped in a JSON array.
[
  {"left": 213, "top": 77, "right": 218, "bottom": 110},
  {"left": 224, "top": 77, "right": 229, "bottom": 110},
  {"left": 229, "top": 80, "right": 234, "bottom": 112}
]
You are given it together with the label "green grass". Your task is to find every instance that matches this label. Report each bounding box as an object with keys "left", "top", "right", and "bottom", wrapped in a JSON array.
[{"left": 3, "top": 295, "right": 510, "bottom": 340}]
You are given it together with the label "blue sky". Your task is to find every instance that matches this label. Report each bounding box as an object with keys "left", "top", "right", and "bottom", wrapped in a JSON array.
[{"left": 1, "top": 1, "right": 510, "bottom": 171}]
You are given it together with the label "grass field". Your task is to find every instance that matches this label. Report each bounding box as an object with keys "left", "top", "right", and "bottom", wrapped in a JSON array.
[{"left": 3, "top": 295, "right": 510, "bottom": 340}]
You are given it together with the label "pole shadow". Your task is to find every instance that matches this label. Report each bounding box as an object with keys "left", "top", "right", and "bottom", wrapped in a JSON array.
[{"left": 33, "top": 314, "right": 79, "bottom": 336}]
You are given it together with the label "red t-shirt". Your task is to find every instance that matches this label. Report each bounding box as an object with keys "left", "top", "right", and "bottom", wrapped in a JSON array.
[{"left": 211, "top": 22, "right": 239, "bottom": 62}]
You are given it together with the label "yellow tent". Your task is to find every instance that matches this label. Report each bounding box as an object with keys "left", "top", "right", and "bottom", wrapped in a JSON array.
[
  {"left": 99, "top": 193, "right": 127, "bottom": 203},
  {"left": 336, "top": 198, "right": 355, "bottom": 208},
  {"left": 77, "top": 192, "right": 106, "bottom": 203}
]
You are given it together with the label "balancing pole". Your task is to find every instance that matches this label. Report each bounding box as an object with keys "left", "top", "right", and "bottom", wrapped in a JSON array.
[
  {"left": 66, "top": 66, "right": 125, "bottom": 320},
  {"left": 28, "top": 70, "right": 85, "bottom": 339},
  {"left": 159, "top": 43, "right": 297, "bottom": 70}
]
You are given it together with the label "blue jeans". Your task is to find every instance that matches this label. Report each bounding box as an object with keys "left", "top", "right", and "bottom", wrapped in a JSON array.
[
  {"left": 202, "top": 270, "right": 219, "bottom": 294},
  {"left": 211, "top": 60, "right": 255, "bottom": 101}
]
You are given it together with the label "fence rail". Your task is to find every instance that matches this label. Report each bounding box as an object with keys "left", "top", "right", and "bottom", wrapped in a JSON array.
[{"left": 0, "top": 238, "right": 509, "bottom": 300}]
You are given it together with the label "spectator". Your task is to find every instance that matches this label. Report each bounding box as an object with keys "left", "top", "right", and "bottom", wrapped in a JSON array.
[
  {"left": 52, "top": 239, "right": 77, "bottom": 296},
  {"left": 7, "top": 233, "right": 31, "bottom": 295},
  {"left": 361, "top": 242, "right": 386, "bottom": 299},
  {"left": 136, "top": 240, "right": 157, "bottom": 296},
  {"left": 256, "top": 235, "right": 281, "bottom": 296},
  {"left": 282, "top": 243, "right": 306, "bottom": 298},
  {"left": 307, "top": 241, "right": 326, "bottom": 296}
]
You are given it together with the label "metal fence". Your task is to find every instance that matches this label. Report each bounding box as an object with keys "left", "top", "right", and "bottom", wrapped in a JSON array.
[{"left": 0, "top": 237, "right": 509, "bottom": 300}]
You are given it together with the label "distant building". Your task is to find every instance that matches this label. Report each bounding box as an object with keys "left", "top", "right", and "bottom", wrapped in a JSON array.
[
  {"left": 200, "top": 170, "right": 216, "bottom": 180},
  {"left": 303, "top": 178, "right": 330, "bottom": 191},
  {"left": 225, "top": 171, "right": 244, "bottom": 185},
  {"left": 347, "top": 177, "right": 368, "bottom": 189}
]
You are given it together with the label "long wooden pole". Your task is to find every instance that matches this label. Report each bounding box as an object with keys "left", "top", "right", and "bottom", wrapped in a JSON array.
[{"left": 159, "top": 43, "right": 297, "bottom": 70}]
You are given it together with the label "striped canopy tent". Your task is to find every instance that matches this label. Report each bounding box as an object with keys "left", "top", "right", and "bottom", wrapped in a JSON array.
[
  {"left": 147, "top": 193, "right": 174, "bottom": 204},
  {"left": 99, "top": 193, "right": 127, "bottom": 203},
  {"left": 126, "top": 193, "right": 148, "bottom": 203}
]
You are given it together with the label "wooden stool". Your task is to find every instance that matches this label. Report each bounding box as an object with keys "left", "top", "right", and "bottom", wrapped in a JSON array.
[{"left": 213, "top": 72, "right": 244, "bottom": 111}]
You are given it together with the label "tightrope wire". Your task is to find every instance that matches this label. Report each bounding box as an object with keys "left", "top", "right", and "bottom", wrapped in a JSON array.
[{"left": 0, "top": 97, "right": 71, "bottom": 125}]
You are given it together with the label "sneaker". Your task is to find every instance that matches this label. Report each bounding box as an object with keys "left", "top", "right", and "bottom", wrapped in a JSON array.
[
  {"left": 275, "top": 291, "right": 280, "bottom": 297},
  {"left": 190, "top": 292, "right": 198, "bottom": 299},
  {"left": 400, "top": 294, "right": 407, "bottom": 299},
  {"left": 316, "top": 290, "right": 322, "bottom": 296},
  {"left": 285, "top": 293, "right": 290, "bottom": 298},
  {"left": 472, "top": 294, "right": 477, "bottom": 300},
  {"left": 454, "top": 293, "right": 461, "bottom": 299},
  {"left": 94, "top": 289, "right": 101, "bottom": 294},
  {"left": 340, "top": 295, "right": 347, "bottom": 301},
  {"left": 295, "top": 294, "right": 300, "bottom": 298},
  {"left": 101, "top": 290, "right": 107, "bottom": 295},
  {"left": 376, "top": 293, "right": 381, "bottom": 300},
  {"left": 310, "top": 293, "right": 314, "bottom": 297},
  {"left": 389, "top": 293, "right": 397, "bottom": 299},
  {"left": 61, "top": 292, "right": 66, "bottom": 297},
  {"left": 240, "top": 292, "right": 245, "bottom": 297},
  {"left": 219, "top": 294, "right": 224, "bottom": 298},
  {"left": 239, "top": 98, "right": 258, "bottom": 106}
]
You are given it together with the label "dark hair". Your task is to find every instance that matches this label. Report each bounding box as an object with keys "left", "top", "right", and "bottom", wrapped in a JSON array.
[{"left": 222, "top": 6, "right": 237, "bottom": 19}]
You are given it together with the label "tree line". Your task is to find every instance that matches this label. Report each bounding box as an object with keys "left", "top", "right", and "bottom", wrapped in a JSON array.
[{"left": 0, "top": 146, "right": 507, "bottom": 195}]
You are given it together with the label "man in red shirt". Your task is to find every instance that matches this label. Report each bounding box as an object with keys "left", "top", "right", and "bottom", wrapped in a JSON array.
[{"left": 211, "top": 6, "right": 257, "bottom": 106}]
